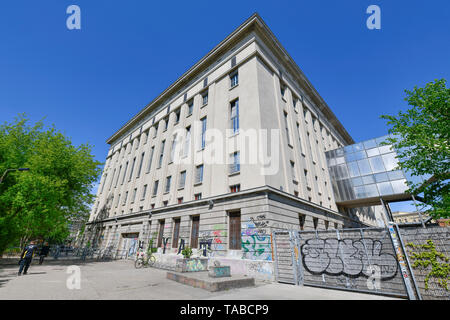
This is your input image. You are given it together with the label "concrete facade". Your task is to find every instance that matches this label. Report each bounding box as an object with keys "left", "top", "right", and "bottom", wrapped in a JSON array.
[{"left": 84, "top": 14, "right": 365, "bottom": 280}]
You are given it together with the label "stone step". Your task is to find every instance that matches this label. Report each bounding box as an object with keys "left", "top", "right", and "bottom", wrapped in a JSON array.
[{"left": 166, "top": 271, "right": 255, "bottom": 292}]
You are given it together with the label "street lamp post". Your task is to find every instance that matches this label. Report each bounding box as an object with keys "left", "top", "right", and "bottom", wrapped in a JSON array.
[{"left": 0, "top": 168, "right": 30, "bottom": 183}]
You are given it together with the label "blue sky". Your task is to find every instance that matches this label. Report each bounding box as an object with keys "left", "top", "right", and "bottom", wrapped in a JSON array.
[{"left": 1, "top": 1, "right": 449, "bottom": 211}]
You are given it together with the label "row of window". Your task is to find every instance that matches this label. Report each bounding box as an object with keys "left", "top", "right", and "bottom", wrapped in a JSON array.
[
  {"left": 104, "top": 97, "right": 241, "bottom": 193},
  {"left": 113, "top": 70, "right": 239, "bottom": 155},
  {"left": 109, "top": 178, "right": 242, "bottom": 216},
  {"left": 156, "top": 209, "right": 241, "bottom": 250},
  {"left": 154, "top": 210, "right": 338, "bottom": 253}
]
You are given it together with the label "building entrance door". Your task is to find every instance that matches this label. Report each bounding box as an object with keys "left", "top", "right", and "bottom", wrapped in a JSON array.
[{"left": 119, "top": 233, "right": 139, "bottom": 259}]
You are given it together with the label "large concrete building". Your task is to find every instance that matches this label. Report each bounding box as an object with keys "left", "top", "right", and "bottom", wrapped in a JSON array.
[{"left": 85, "top": 14, "right": 391, "bottom": 278}]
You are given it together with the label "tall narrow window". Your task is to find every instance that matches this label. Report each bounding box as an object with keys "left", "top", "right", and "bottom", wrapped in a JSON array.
[
  {"left": 121, "top": 161, "right": 128, "bottom": 185},
  {"left": 163, "top": 117, "right": 169, "bottom": 131},
  {"left": 143, "top": 130, "right": 149, "bottom": 144},
  {"left": 179, "top": 171, "right": 186, "bottom": 189},
  {"left": 157, "top": 220, "right": 165, "bottom": 248},
  {"left": 115, "top": 166, "right": 121, "bottom": 187},
  {"left": 100, "top": 174, "right": 107, "bottom": 194},
  {"left": 141, "top": 184, "right": 147, "bottom": 200},
  {"left": 184, "top": 126, "right": 191, "bottom": 157},
  {"left": 190, "top": 216, "right": 200, "bottom": 248},
  {"left": 109, "top": 168, "right": 116, "bottom": 190},
  {"left": 128, "top": 157, "right": 136, "bottom": 181},
  {"left": 299, "top": 214, "right": 305, "bottom": 231},
  {"left": 153, "top": 123, "right": 158, "bottom": 138},
  {"left": 291, "top": 161, "right": 297, "bottom": 182},
  {"left": 152, "top": 180, "right": 159, "bottom": 196},
  {"left": 195, "top": 164, "right": 203, "bottom": 184},
  {"left": 201, "top": 90, "right": 208, "bottom": 106},
  {"left": 146, "top": 146, "right": 154, "bottom": 173},
  {"left": 284, "top": 112, "right": 291, "bottom": 145},
  {"left": 230, "top": 71, "right": 238, "bottom": 88},
  {"left": 165, "top": 176, "right": 171, "bottom": 193},
  {"left": 158, "top": 140, "right": 165, "bottom": 168},
  {"left": 313, "top": 217, "right": 318, "bottom": 230},
  {"left": 229, "top": 211, "right": 241, "bottom": 250},
  {"left": 175, "top": 109, "right": 181, "bottom": 124},
  {"left": 187, "top": 100, "right": 193, "bottom": 116},
  {"left": 280, "top": 85, "right": 286, "bottom": 99},
  {"left": 137, "top": 152, "right": 145, "bottom": 178},
  {"left": 170, "top": 134, "right": 177, "bottom": 163},
  {"left": 297, "top": 122, "right": 305, "bottom": 154},
  {"left": 200, "top": 117, "right": 207, "bottom": 149},
  {"left": 131, "top": 188, "right": 137, "bottom": 203},
  {"left": 229, "top": 152, "right": 240, "bottom": 174},
  {"left": 230, "top": 99, "right": 239, "bottom": 134},
  {"left": 172, "top": 218, "right": 180, "bottom": 248},
  {"left": 123, "top": 191, "right": 128, "bottom": 205}
]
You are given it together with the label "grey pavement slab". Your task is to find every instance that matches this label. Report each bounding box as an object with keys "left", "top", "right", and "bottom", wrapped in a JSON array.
[{"left": 0, "top": 260, "right": 400, "bottom": 300}]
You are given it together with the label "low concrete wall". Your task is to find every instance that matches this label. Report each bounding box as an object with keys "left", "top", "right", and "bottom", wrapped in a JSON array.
[{"left": 150, "top": 251, "right": 274, "bottom": 281}]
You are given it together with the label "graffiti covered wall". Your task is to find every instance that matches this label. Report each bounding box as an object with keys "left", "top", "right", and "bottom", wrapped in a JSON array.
[
  {"left": 241, "top": 215, "right": 273, "bottom": 261},
  {"left": 274, "top": 228, "right": 409, "bottom": 297}
]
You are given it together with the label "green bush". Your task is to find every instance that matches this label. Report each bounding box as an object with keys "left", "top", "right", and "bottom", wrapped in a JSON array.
[{"left": 181, "top": 246, "right": 193, "bottom": 259}]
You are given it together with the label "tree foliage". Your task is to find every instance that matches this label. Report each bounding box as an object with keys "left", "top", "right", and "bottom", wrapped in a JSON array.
[
  {"left": 0, "top": 114, "right": 102, "bottom": 254},
  {"left": 381, "top": 79, "right": 450, "bottom": 219}
]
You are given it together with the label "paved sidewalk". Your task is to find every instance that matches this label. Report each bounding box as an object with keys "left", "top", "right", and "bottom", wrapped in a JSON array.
[{"left": 0, "top": 259, "right": 399, "bottom": 300}]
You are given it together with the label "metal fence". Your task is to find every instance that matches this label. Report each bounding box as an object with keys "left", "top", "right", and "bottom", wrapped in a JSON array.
[{"left": 273, "top": 226, "right": 418, "bottom": 299}]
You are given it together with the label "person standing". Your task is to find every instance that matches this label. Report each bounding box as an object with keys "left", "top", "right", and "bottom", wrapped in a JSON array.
[
  {"left": 39, "top": 242, "right": 50, "bottom": 265},
  {"left": 18, "top": 240, "right": 38, "bottom": 276}
]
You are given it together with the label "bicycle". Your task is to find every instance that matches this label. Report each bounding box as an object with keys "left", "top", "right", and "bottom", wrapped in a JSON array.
[{"left": 134, "top": 249, "right": 156, "bottom": 268}]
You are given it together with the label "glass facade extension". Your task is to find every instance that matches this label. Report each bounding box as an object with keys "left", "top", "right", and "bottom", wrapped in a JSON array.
[{"left": 325, "top": 135, "right": 409, "bottom": 203}]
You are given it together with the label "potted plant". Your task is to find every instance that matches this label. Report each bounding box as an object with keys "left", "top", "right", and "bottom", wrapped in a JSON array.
[{"left": 181, "top": 246, "right": 193, "bottom": 259}]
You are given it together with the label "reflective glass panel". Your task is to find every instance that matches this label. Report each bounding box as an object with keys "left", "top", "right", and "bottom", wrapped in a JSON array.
[
  {"left": 379, "top": 145, "right": 393, "bottom": 154},
  {"left": 382, "top": 153, "right": 398, "bottom": 171},
  {"left": 362, "top": 175, "right": 375, "bottom": 185},
  {"left": 336, "top": 156, "right": 345, "bottom": 165},
  {"left": 337, "top": 164, "right": 349, "bottom": 180},
  {"left": 353, "top": 151, "right": 366, "bottom": 161},
  {"left": 388, "top": 170, "right": 404, "bottom": 180},
  {"left": 353, "top": 143, "right": 365, "bottom": 151},
  {"left": 366, "top": 147, "right": 380, "bottom": 157},
  {"left": 376, "top": 136, "right": 389, "bottom": 146},
  {"left": 391, "top": 179, "right": 408, "bottom": 194},
  {"left": 354, "top": 186, "right": 366, "bottom": 198},
  {"left": 345, "top": 153, "right": 357, "bottom": 162},
  {"left": 369, "top": 156, "right": 386, "bottom": 173},
  {"left": 377, "top": 182, "right": 394, "bottom": 195},
  {"left": 344, "top": 145, "right": 354, "bottom": 153},
  {"left": 357, "top": 159, "right": 372, "bottom": 176},
  {"left": 375, "top": 172, "right": 389, "bottom": 183},
  {"left": 352, "top": 177, "right": 363, "bottom": 186},
  {"left": 365, "top": 184, "right": 379, "bottom": 197},
  {"left": 363, "top": 139, "right": 377, "bottom": 149},
  {"left": 347, "top": 161, "right": 360, "bottom": 178}
]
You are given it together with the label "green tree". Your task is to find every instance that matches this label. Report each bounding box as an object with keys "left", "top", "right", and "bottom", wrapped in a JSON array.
[
  {"left": 381, "top": 79, "right": 450, "bottom": 219},
  {"left": 0, "top": 114, "right": 102, "bottom": 254}
]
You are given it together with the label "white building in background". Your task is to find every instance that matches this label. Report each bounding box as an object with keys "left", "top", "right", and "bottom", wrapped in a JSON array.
[{"left": 85, "top": 14, "right": 385, "bottom": 278}]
